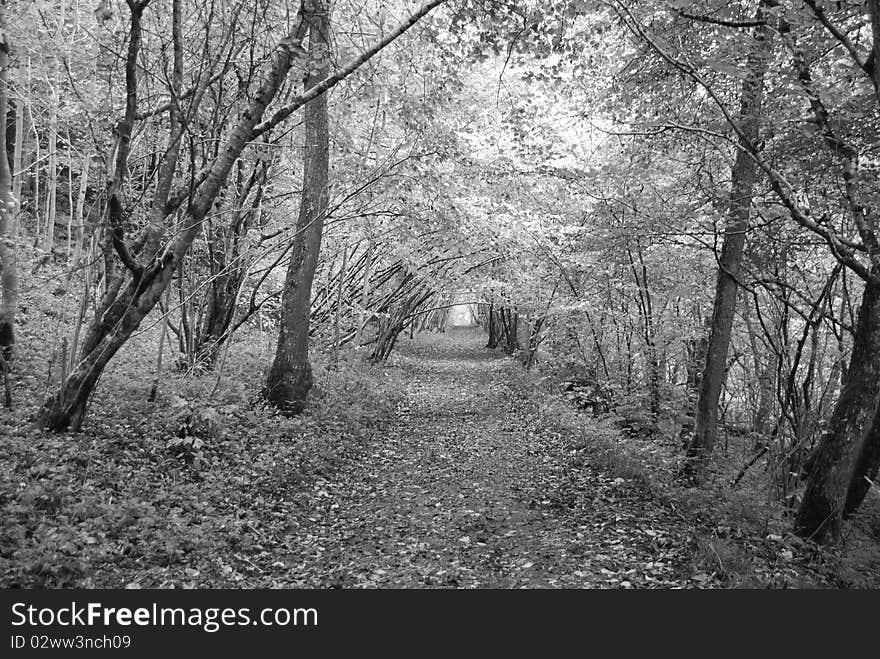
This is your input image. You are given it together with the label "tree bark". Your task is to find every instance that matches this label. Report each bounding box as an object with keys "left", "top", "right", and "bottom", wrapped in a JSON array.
[
  {"left": 369, "top": 287, "right": 433, "bottom": 362},
  {"left": 10, "top": 92, "right": 21, "bottom": 235},
  {"left": 356, "top": 240, "right": 372, "bottom": 344},
  {"left": 193, "top": 233, "right": 243, "bottom": 367},
  {"left": 0, "top": 1, "right": 18, "bottom": 366},
  {"left": 795, "top": 279, "right": 880, "bottom": 542},
  {"left": 43, "top": 103, "right": 57, "bottom": 252},
  {"left": 684, "top": 10, "right": 769, "bottom": 481},
  {"left": 332, "top": 243, "right": 349, "bottom": 366},
  {"left": 505, "top": 308, "right": 519, "bottom": 354},
  {"left": 71, "top": 153, "right": 89, "bottom": 267},
  {"left": 486, "top": 304, "right": 499, "bottom": 348},
  {"left": 844, "top": 402, "right": 880, "bottom": 516},
  {"left": 264, "top": 0, "right": 331, "bottom": 413}
]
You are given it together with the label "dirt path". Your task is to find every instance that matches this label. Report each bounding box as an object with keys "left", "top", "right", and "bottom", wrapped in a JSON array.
[{"left": 278, "top": 328, "right": 696, "bottom": 587}]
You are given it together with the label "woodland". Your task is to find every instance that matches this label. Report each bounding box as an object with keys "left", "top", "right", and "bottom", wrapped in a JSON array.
[{"left": 1, "top": 0, "right": 880, "bottom": 589}]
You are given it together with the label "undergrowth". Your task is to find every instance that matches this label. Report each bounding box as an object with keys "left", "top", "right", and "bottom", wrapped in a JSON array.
[
  {"left": 0, "top": 266, "right": 406, "bottom": 587},
  {"left": 517, "top": 353, "right": 880, "bottom": 588}
]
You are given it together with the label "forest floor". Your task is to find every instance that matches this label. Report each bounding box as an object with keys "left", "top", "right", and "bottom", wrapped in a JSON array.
[
  {"left": 2, "top": 316, "right": 879, "bottom": 588},
  {"left": 272, "top": 328, "right": 696, "bottom": 587}
]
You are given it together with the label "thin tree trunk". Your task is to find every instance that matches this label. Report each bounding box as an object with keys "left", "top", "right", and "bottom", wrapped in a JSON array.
[
  {"left": 333, "top": 243, "right": 349, "bottom": 366},
  {"left": 65, "top": 132, "right": 74, "bottom": 258},
  {"left": 71, "top": 153, "right": 89, "bottom": 266},
  {"left": 356, "top": 240, "right": 371, "bottom": 344},
  {"left": 44, "top": 103, "right": 57, "bottom": 252},
  {"left": 68, "top": 270, "right": 89, "bottom": 376},
  {"left": 370, "top": 287, "right": 433, "bottom": 362},
  {"left": 525, "top": 316, "right": 545, "bottom": 369},
  {"left": 31, "top": 107, "right": 39, "bottom": 244},
  {"left": 684, "top": 9, "right": 770, "bottom": 481},
  {"left": 743, "top": 296, "right": 776, "bottom": 445},
  {"left": 486, "top": 304, "right": 498, "bottom": 348},
  {"left": 0, "top": 2, "right": 18, "bottom": 366},
  {"left": 148, "top": 293, "right": 169, "bottom": 403},
  {"left": 10, "top": 94, "right": 21, "bottom": 235},
  {"left": 628, "top": 242, "right": 661, "bottom": 426}
]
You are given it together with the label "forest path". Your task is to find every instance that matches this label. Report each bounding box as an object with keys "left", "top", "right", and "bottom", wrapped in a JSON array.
[{"left": 280, "top": 328, "right": 695, "bottom": 587}]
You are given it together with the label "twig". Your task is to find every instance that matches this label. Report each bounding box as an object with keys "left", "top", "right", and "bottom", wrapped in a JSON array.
[{"left": 730, "top": 446, "right": 769, "bottom": 488}]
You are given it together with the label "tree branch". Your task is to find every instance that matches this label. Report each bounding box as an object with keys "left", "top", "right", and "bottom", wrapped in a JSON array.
[
  {"left": 677, "top": 10, "right": 766, "bottom": 29},
  {"left": 802, "top": 0, "right": 870, "bottom": 73},
  {"left": 252, "top": 0, "right": 449, "bottom": 138}
]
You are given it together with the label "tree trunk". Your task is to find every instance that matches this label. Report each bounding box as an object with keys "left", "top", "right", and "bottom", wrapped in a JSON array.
[
  {"left": 191, "top": 161, "right": 267, "bottom": 367},
  {"left": 0, "top": 3, "right": 17, "bottom": 366},
  {"left": 486, "top": 304, "right": 499, "bottom": 348},
  {"left": 742, "top": 296, "right": 777, "bottom": 446},
  {"left": 39, "top": 5, "right": 314, "bottom": 431},
  {"left": 264, "top": 1, "right": 330, "bottom": 413},
  {"left": 489, "top": 305, "right": 500, "bottom": 348},
  {"left": 332, "top": 243, "right": 349, "bottom": 365},
  {"left": 845, "top": 403, "right": 880, "bottom": 516},
  {"left": 44, "top": 103, "right": 57, "bottom": 252},
  {"left": 524, "top": 316, "right": 544, "bottom": 369},
  {"left": 503, "top": 308, "right": 519, "bottom": 354},
  {"left": 71, "top": 153, "right": 89, "bottom": 266},
  {"left": 684, "top": 11, "right": 769, "bottom": 481},
  {"left": 795, "top": 280, "right": 880, "bottom": 542},
  {"left": 10, "top": 93, "right": 21, "bottom": 235},
  {"left": 369, "top": 287, "right": 432, "bottom": 362},
  {"left": 194, "top": 242, "right": 243, "bottom": 367},
  {"left": 356, "top": 240, "right": 371, "bottom": 344}
]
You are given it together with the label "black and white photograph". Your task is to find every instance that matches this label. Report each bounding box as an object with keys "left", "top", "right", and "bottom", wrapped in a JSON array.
[{"left": 1, "top": 0, "right": 880, "bottom": 615}]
